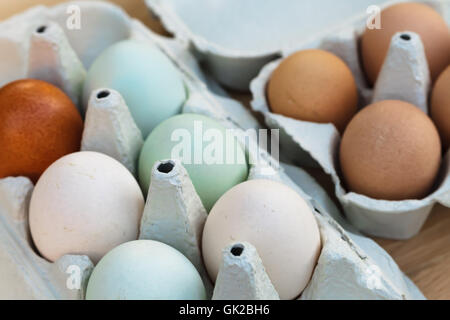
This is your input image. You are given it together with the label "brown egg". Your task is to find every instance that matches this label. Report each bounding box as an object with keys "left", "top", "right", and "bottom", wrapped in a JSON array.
[
  {"left": 361, "top": 2, "right": 450, "bottom": 86},
  {"left": 267, "top": 49, "right": 358, "bottom": 132},
  {"left": 0, "top": 79, "right": 83, "bottom": 183},
  {"left": 431, "top": 65, "right": 450, "bottom": 151},
  {"left": 340, "top": 100, "right": 441, "bottom": 200}
]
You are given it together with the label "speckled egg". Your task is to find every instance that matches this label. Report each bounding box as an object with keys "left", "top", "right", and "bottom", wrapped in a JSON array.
[
  {"left": 340, "top": 100, "right": 442, "bottom": 200},
  {"left": 29, "top": 151, "right": 145, "bottom": 264},
  {"left": 0, "top": 79, "right": 83, "bottom": 183},
  {"left": 83, "top": 40, "right": 186, "bottom": 138},
  {"left": 138, "top": 113, "right": 249, "bottom": 211},
  {"left": 86, "top": 240, "right": 206, "bottom": 300},
  {"left": 202, "top": 179, "right": 322, "bottom": 300}
]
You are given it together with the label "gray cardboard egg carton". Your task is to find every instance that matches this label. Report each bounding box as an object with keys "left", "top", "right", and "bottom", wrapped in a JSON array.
[
  {"left": 0, "top": 1, "right": 424, "bottom": 299},
  {"left": 250, "top": 0, "right": 450, "bottom": 240},
  {"left": 145, "top": 0, "right": 390, "bottom": 91}
]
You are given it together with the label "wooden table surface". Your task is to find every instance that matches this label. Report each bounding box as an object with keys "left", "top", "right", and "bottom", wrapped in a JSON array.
[{"left": 1, "top": 0, "right": 449, "bottom": 300}]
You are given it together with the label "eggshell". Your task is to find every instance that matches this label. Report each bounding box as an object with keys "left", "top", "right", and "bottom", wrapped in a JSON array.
[
  {"left": 431, "top": 65, "right": 450, "bottom": 151},
  {"left": 138, "top": 113, "right": 248, "bottom": 211},
  {"left": 29, "top": 151, "right": 145, "bottom": 264},
  {"left": 267, "top": 49, "right": 358, "bottom": 132},
  {"left": 0, "top": 79, "right": 83, "bottom": 183},
  {"left": 202, "top": 179, "right": 321, "bottom": 300},
  {"left": 83, "top": 40, "right": 186, "bottom": 138},
  {"left": 86, "top": 240, "right": 206, "bottom": 300},
  {"left": 361, "top": 2, "right": 450, "bottom": 86},
  {"left": 340, "top": 100, "right": 442, "bottom": 201}
]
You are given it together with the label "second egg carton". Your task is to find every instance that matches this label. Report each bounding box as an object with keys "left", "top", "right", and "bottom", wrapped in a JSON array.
[
  {"left": 145, "top": 0, "right": 389, "bottom": 91},
  {"left": 250, "top": 0, "right": 450, "bottom": 240},
  {"left": 0, "top": 1, "right": 423, "bottom": 299}
]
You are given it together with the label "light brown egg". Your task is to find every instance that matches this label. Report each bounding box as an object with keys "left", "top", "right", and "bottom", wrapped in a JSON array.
[
  {"left": 361, "top": 2, "right": 450, "bottom": 86},
  {"left": 267, "top": 49, "right": 358, "bottom": 132},
  {"left": 0, "top": 79, "right": 83, "bottom": 183},
  {"left": 431, "top": 65, "right": 450, "bottom": 151},
  {"left": 340, "top": 100, "right": 441, "bottom": 200}
]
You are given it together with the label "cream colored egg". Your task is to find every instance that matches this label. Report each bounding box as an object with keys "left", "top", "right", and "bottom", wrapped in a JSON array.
[
  {"left": 29, "top": 151, "right": 145, "bottom": 264},
  {"left": 202, "top": 179, "right": 321, "bottom": 300}
]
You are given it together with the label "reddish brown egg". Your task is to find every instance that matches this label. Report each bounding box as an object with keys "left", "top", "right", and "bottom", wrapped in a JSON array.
[
  {"left": 361, "top": 2, "right": 450, "bottom": 86},
  {"left": 0, "top": 79, "right": 83, "bottom": 183}
]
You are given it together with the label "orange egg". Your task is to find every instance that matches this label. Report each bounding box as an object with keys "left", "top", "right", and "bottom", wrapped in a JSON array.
[
  {"left": 0, "top": 79, "right": 83, "bottom": 183},
  {"left": 267, "top": 49, "right": 358, "bottom": 132},
  {"left": 340, "top": 100, "right": 441, "bottom": 201},
  {"left": 431, "top": 65, "right": 450, "bottom": 151},
  {"left": 361, "top": 2, "right": 450, "bottom": 86}
]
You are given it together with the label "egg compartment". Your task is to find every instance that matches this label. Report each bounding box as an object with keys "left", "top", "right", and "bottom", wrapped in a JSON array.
[
  {"left": 0, "top": 159, "right": 425, "bottom": 299},
  {"left": 0, "top": 1, "right": 423, "bottom": 300},
  {"left": 249, "top": 0, "right": 450, "bottom": 240},
  {"left": 145, "top": 0, "right": 391, "bottom": 91},
  {"left": 136, "top": 158, "right": 425, "bottom": 300}
]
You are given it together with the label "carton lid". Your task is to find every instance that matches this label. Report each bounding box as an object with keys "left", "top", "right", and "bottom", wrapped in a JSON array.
[{"left": 147, "top": 0, "right": 388, "bottom": 56}]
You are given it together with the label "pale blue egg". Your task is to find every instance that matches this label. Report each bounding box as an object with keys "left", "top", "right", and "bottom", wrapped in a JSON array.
[
  {"left": 83, "top": 40, "right": 186, "bottom": 138},
  {"left": 85, "top": 240, "right": 206, "bottom": 300}
]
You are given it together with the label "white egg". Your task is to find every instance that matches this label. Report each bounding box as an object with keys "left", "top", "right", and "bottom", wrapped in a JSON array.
[
  {"left": 86, "top": 240, "right": 207, "bottom": 300},
  {"left": 29, "top": 151, "right": 145, "bottom": 264},
  {"left": 202, "top": 179, "right": 322, "bottom": 300}
]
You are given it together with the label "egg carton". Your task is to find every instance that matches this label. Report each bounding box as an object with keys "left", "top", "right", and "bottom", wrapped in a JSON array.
[
  {"left": 145, "top": 0, "right": 392, "bottom": 91},
  {"left": 0, "top": 1, "right": 424, "bottom": 299},
  {"left": 249, "top": 0, "right": 450, "bottom": 240}
]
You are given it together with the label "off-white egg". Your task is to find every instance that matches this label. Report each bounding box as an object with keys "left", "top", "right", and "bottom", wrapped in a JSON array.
[
  {"left": 202, "top": 179, "right": 322, "bottom": 300},
  {"left": 29, "top": 151, "right": 145, "bottom": 264}
]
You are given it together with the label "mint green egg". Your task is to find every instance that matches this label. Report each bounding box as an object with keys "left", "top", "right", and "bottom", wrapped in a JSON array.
[
  {"left": 83, "top": 40, "right": 186, "bottom": 138},
  {"left": 86, "top": 240, "right": 206, "bottom": 300},
  {"left": 139, "top": 114, "right": 249, "bottom": 211}
]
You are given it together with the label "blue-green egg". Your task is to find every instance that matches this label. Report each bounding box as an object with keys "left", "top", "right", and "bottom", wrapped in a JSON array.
[
  {"left": 83, "top": 39, "right": 186, "bottom": 138},
  {"left": 138, "top": 113, "right": 249, "bottom": 211}
]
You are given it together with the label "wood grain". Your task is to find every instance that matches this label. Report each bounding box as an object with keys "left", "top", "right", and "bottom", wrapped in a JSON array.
[
  {"left": 375, "top": 205, "right": 450, "bottom": 300},
  {"left": 307, "top": 168, "right": 450, "bottom": 300},
  {"left": 1, "top": 0, "right": 449, "bottom": 300}
]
